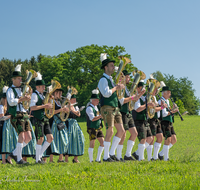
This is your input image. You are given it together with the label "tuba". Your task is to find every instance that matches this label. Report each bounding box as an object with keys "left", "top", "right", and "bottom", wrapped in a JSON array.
[
  {"left": 22, "top": 70, "right": 38, "bottom": 110},
  {"left": 44, "top": 80, "right": 61, "bottom": 119},
  {"left": 115, "top": 56, "right": 131, "bottom": 99},
  {"left": 128, "top": 70, "right": 146, "bottom": 111},
  {"left": 60, "top": 86, "right": 78, "bottom": 122},
  {"left": 146, "top": 78, "right": 160, "bottom": 119}
]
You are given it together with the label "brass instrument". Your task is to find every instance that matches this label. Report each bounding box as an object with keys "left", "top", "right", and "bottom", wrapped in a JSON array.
[
  {"left": 22, "top": 70, "right": 38, "bottom": 110},
  {"left": 44, "top": 80, "right": 61, "bottom": 119},
  {"left": 115, "top": 56, "right": 131, "bottom": 99},
  {"left": 60, "top": 86, "right": 78, "bottom": 122},
  {"left": 128, "top": 70, "right": 146, "bottom": 111},
  {"left": 146, "top": 78, "right": 160, "bottom": 119}
]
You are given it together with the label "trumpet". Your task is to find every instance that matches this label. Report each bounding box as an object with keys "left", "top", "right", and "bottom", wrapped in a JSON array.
[
  {"left": 128, "top": 70, "right": 146, "bottom": 111},
  {"left": 115, "top": 56, "right": 131, "bottom": 99}
]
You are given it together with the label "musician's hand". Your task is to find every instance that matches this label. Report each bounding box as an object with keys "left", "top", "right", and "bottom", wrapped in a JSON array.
[
  {"left": 173, "top": 104, "right": 177, "bottom": 108},
  {"left": 63, "top": 107, "right": 69, "bottom": 113},
  {"left": 161, "top": 101, "right": 168, "bottom": 108},
  {"left": 50, "top": 95, "right": 54, "bottom": 99},
  {"left": 148, "top": 102, "right": 155, "bottom": 108},
  {"left": 44, "top": 103, "right": 53, "bottom": 109},
  {"left": 116, "top": 84, "right": 125, "bottom": 90},
  {"left": 141, "top": 88, "right": 146, "bottom": 95}
]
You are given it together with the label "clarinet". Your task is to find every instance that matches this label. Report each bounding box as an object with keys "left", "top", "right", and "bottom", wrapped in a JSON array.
[
  {"left": 157, "top": 94, "right": 174, "bottom": 117},
  {"left": 170, "top": 97, "right": 184, "bottom": 121}
]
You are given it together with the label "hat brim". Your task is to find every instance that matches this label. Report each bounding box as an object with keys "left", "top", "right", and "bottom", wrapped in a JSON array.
[{"left": 101, "top": 59, "right": 115, "bottom": 69}]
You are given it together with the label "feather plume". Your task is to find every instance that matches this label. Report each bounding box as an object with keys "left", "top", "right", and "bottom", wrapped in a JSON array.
[
  {"left": 114, "top": 66, "right": 119, "bottom": 72},
  {"left": 160, "top": 81, "right": 166, "bottom": 88},
  {"left": 140, "top": 80, "right": 144, "bottom": 83},
  {"left": 92, "top": 89, "right": 99, "bottom": 94},
  {"left": 100, "top": 53, "right": 107, "bottom": 62},
  {"left": 149, "top": 74, "right": 154, "bottom": 79},
  {"left": 15, "top": 64, "right": 22, "bottom": 72},
  {"left": 35, "top": 72, "right": 42, "bottom": 81}
]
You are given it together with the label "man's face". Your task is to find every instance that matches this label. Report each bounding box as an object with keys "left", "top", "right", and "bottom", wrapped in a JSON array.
[
  {"left": 36, "top": 85, "right": 45, "bottom": 93},
  {"left": 54, "top": 91, "right": 62, "bottom": 99},
  {"left": 12, "top": 77, "right": 22, "bottom": 87},
  {"left": 125, "top": 75, "right": 130, "bottom": 84},
  {"left": 70, "top": 98, "right": 76, "bottom": 104},
  {"left": 152, "top": 88, "right": 158, "bottom": 96},
  {"left": 137, "top": 86, "right": 143, "bottom": 93},
  {"left": 105, "top": 62, "right": 115, "bottom": 75},
  {"left": 91, "top": 99, "right": 99, "bottom": 106},
  {"left": 164, "top": 91, "right": 171, "bottom": 99}
]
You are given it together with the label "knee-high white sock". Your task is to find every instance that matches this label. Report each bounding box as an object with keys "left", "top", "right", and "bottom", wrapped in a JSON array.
[
  {"left": 138, "top": 143, "right": 145, "bottom": 161},
  {"left": 146, "top": 145, "right": 153, "bottom": 161},
  {"left": 23, "top": 142, "right": 27, "bottom": 148},
  {"left": 109, "top": 136, "right": 121, "bottom": 156},
  {"left": 36, "top": 144, "right": 42, "bottom": 162},
  {"left": 169, "top": 143, "right": 173, "bottom": 149},
  {"left": 103, "top": 141, "right": 111, "bottom": 160},
  {"left": 96, "top": 146, "right": 104, "bottom": 161},
  {"left": 88, "top": 148, "right": 94, "bottom": 162},
  {"left": 159, "top": 147, "right": 164, "bottom": 156},
  {"left": 40, "top": 141, "right": 50, "bottom": 158},
  {"left": 125, "top": 140, "right": 135, "bottom": 157},
  {"left": 117, "top": 145, "right": 123, "bottom": 160},
  {"left": 153, "top": 142, "right": 161, "bottom": 160},
  {"left": 145, "top": 142, "right": 150, "bottom": 149},
  {"left": 163, "top": 145, "right": 169, "bottom": 161},
  {"left": 15, "top": 143, "right": 23, "bottom": 162},
  {"left": 13, "top": 142, "right": 28, "bottom": 156},
  {"left": 136, "top": 149, "right": 139, "bottom": 155}
]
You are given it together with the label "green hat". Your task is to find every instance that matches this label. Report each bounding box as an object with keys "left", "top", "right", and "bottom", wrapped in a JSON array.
[
  {"left": 138, "top": 82, "right": 144, "bottom": 87},
  {"left": 90, "top": 89, "right": 100, "bottom": 99},
  {"left": 36, "top": 80, "right": 46, "bottom": 86},
  {"left": 71, "top": 94, "right": 77, "bottom": 98},
  {"left": 101, "top": 59, "right": 115, "bottom": 69},
  {"left": 122, "top": 70, "right": 131, "bottom": 76},
  {"left": 57, "top": 88, "right": 64, "bottom": 93},
  {"left": 162, "top": 86, "right": 171, "bottom": 92},
  {"left": 12, "top": 71, "right": 22, "bottom": 78}
]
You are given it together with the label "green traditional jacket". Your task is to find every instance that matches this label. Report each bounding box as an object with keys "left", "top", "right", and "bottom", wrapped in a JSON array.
[
  {"left": 135, "top": 97, "right": 147, "bottom": 121},
  {"left": 86, "top": 105, "right": 101, "bottom": 129},
  {"left": 32, "top": 91, "right": 44, "bottom": 120}
]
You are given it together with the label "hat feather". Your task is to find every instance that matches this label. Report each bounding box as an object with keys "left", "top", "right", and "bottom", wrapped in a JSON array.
[
  {"left": 35, "top": 72, "right": 42, "bottom": 81},
  {"left": 92, "top": 89, "right": 99, "bottom": 94},
  {"left": 15, "top": 64, "right": 22, "bottom": 72},
  {"left": 100, "top": 53, "right": 107, "bottom": 62}
]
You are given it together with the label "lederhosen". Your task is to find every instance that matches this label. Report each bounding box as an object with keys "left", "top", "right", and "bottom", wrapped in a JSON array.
[
  {"left": 148, "top": 111, "right": 162, "bottom": 136},
  {"left": 160, "top": 98, "right": 176, "bottom": 140},
  {"left": 99, "top": 75, "right": 122, "bottom": 129},
  {"left": 32, "top": 91, "right": 51, "bottom": 140},
  {"left": 86, "top": 104, "right": 104, "bottom": 141},
  {"left": 135, "top": 97, "right": 152, "bottom": 142},
  {"left": 120, "top": 88, "right": 135, "bottom": 131},
  {"left": 8, "top": 87, "right": 30, "bottom": 134}
]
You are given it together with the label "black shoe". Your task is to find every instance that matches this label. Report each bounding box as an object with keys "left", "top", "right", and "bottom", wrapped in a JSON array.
[
  {"left": 119, "top": 158, "right": 125, "bottom": 162},
  {"left": 72, "top": 159, "right": 80, "bottom": 163},
  {"left": 109, "top": 155, "right": 119, "bottom": 161},
  {"left": 9, "top": 152, "right": 17, "bottom": 163},
  {"left": 57, "top": 160, "right": 64, "bottom": 163},
  {"left": 103, "top": 157, "right": 115, "bottom": 162},
  {"left": 158, "top": 154, "right": 164, "bottom": 160},
  {"left": 6, "top": 159, "right": 13, "bottom": 164},
  {"left": 95, "top": 160, "right": 101, "bottom": 163},
  {"left": 17, "top": 159, "right": 29, "bottom": 165},
  {"left": 36, "top": 160, "right": 46, "bottom": 164},
  {"left": 124, "top": 155, "right": 135, "bottom": 161},
  {"left": 132, "top": 152, "right": 139, "bottom": 160}
]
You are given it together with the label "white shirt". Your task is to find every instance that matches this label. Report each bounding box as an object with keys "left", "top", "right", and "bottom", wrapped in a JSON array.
[
  {"left": 158, "top": 96, "right": 170, "bottom": 117},
  {"left": 134, "top": 96, "right": 145, "bottom": 111},
  {"left": 6, "top": 85, "right": 26, "bottom": 113},
  {"left": 98, "top": 73, "right": 124, "bottom": 105},
  {"left": 30, "top": 90, "right": 45, "bottom": 107},
  {"left": 0, "top": 105, "right": 4, "bottom": 114},
  {"left": 86, "top": 104, "right": 101, "bottom": 124}
]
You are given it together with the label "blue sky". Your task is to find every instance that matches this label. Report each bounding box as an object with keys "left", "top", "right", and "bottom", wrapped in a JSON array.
[{"left": 0, "top": 0, "right": 199, "bottom": 99}]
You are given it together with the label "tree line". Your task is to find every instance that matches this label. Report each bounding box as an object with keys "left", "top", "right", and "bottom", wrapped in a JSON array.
[{"left": 0, "top": 44, "right": 199, "bottom": 116}]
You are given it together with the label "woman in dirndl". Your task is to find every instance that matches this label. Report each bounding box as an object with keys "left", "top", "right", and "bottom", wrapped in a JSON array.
[
  {"left": 47, "top": 89, "right": 69, "bottom": 163},
  {"left": 64, "top": 94, "right": 85, "bottom": 163}
]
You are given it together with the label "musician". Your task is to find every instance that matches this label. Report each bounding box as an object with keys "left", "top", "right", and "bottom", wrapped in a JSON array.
[
  {"left": 64, "top": 94, "right": 85, "bottom": 163},
  {"left": 158, "top": 86, "right": 178, "bottom": 161},
  {"left": 117, "top": 70, "right": 145, "bottom": 161},
  {"left": 98, "top": 53, "right": 125, "bottom": 162},
  {"left": 30, "top": 72, "right": 53, "bottom": 164},
  {"left": 132, "top": 81, "right": 154, "bottom": 161},
  {"left": 48, "top": 88, "right": 69, "bottom": 163},
  {"left": 86, "top": 89, "right": 104, "bottom": 163},
  {"left": 7, "top": 65, "right": 32, "bottom": 164},
  {"left": 0, "top": 86, "right": 13, "bottom": 164}
]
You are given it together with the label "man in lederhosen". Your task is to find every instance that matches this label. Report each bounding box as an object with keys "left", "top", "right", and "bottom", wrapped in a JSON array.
[
  {"left": 8, "top": 64, "right": 32, "bottom": 164},
  {"left": 98, "top": 53, "right": 125, "bottom": 162},
  {"left": 30, "top": 72, "right": 53, "bottom": 164},
  {"left": 86, "top": 89, "right": 104, "bottom": 163},
  {"left": 158, "top": 86, "right": 178, "bottom": 161}
]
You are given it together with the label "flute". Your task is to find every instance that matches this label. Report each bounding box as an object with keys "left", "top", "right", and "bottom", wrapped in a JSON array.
[{"left": 170, "top": 97, "right": 184, "bottom": 121}]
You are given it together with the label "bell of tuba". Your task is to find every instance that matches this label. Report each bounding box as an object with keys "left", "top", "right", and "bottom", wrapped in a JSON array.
[
  {"left": 60, "top": 86, "right": 78, "bottom": 122},
  {"left": 115, "top": 56, "right": 131, "bottom": 99},
  {"left": 146, "top": 78, "right": 160, "bottom": 119},
  {"left": 128, "top": 70, "right": 146, "bottom": 111},
  {"left": 22, "top": 70, "right": 38, "bottom": 110},
  {"left": 44, "top": 80, "right": 61, "bottom": 119}
]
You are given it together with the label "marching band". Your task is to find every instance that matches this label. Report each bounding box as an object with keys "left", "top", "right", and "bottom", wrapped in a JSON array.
[{"left": 0, "top": 53, "right": 181, "bottom": 165}]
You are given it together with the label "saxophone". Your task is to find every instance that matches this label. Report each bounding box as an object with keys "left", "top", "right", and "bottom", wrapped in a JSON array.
[
  {"left": 128, "top": 70, "right": 146, "bottom": 111},
  {"left": 115, "top": 56, "right": 131, "bottom": 99},
  {"left": 60, "top": 86, "right": 78, "bottom": 122},
  {"left": 44, "top": 80, "right": 61, "bottom": 119},
  {"left": 22, "top": 70, "right": 38, "bottom": 110},
  {"left": 146, "top": 79, "right": 160, "bottom": 119}
]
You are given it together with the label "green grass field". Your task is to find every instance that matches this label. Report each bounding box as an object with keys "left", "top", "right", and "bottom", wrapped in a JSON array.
[{"left": 0, "top": 116, "right": 200, "bottom": 190}]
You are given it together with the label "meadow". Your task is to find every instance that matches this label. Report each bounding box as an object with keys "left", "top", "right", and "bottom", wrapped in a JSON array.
[{"left": 0, "top": 115, "right": 200, "bottom": 190}]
